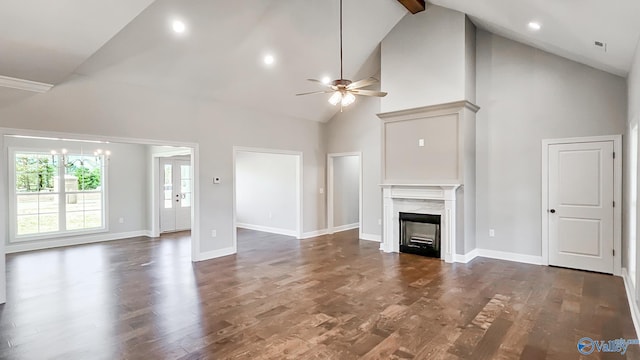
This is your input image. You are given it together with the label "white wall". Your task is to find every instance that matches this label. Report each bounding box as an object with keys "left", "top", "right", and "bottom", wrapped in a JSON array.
[
  {"left": 235, "top": 151, "right": 298, "bottom": 234},
  {"left": 624, "top": 34, "right": 640, "bottom": 311},
  {"left": 0, "top": 135, "right": 5, "bottom": 303},
  {"left": 381, "top": 6, "right": 468, "bottom": 113},
  {"left": 0, "top": 74, "right": 327, "bottom": 256},
  {"left": 332, "top": 155, "right": 359, "bottom": 227},
  {"left": 2, "top": 136, "right": 149, "bottom": 251},
  {"left": 476, "top": 31, "right": 627, "bottom": 256}
]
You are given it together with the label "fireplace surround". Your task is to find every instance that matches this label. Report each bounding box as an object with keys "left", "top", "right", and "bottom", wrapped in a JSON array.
[{"left": 381, "top": 184, "right": 460, "bottom": 263}]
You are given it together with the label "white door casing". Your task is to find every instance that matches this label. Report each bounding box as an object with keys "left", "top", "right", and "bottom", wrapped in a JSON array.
[
  {"left": 327, "top": 152, "right": 362, "bottom": 236},
  {"left": 231, "top": 146, "right": 303, "bottom": 250},
  {"left": 160, "top": 158, "right": 192, "bottom": 233},
  {"left": 546, "top": 139, "right": 616, "bottom": 274}
]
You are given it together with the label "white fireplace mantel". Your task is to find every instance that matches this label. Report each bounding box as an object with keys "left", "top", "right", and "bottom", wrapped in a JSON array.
[{"left": 381, "top": 184, "right": 461, "bottom": 263}]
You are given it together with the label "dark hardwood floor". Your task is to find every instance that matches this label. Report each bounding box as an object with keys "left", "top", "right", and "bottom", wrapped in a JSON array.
[{"left": 0, "top": 229, "right": 637, "bottom": 359}]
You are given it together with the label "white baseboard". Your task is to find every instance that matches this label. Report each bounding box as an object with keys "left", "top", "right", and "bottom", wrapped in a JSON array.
[
  {"left": 196, "top": 246, "right": 236, "bottom": 262},
  {"left": 454, "top": 248, "right": 479, "bottom": 263},
  {"left": 475, "top": 249, "right": 543, "bottom": 265},
  {"left": 5, "top": 230, "right": 150, "bottom": 254},
  {"left": 236, "top": 223, "right": 298, "bottom": 237},
  {"left": 360, "top": 233, "right": 381, "bottom": 242},
  {"left": 331, "top": 223, "right": 359, "bottom": 233},
  {"left": 622, "top": 268, "right": 640, "bottom": 338},
  {"left": 301, "top": 229, "right": 328, "bottom": 239}
]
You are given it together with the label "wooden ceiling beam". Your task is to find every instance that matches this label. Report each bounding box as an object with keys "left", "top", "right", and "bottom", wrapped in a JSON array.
[{"left": 397, "top": 0, "right": 426, "bottom": 14}]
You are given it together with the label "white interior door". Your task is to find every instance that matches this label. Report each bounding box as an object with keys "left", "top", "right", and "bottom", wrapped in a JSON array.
[
  {"left": 160, "top": 158, "right": 191, "bottom": 233},
  {"left": 548, "top": 141, "right": 614, "bottom": 273}
]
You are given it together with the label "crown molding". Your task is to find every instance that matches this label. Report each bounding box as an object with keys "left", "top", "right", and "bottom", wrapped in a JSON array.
[
  {"left": 377, "top": 100, "right": 480, "bottom": 121},
  {"left": 0, "top": 75, "right": 53, "bottom": 93}
]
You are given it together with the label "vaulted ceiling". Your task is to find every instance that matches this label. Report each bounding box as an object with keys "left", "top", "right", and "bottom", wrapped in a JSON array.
[{"left": 0, "top": 0, "right": 639, "bottom": 122}]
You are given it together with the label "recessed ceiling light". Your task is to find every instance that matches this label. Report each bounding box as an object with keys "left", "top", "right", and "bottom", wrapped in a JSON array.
[
  {"left": 528, "top": 22, "right": 541, "bottom": 31},
  {"left": 322, "top": 76, "right": 331, "bottom": 84},
  {"left": 172, "top": 20, "right": 186, "bottom": 34},
  {"left": 264, "top": 55, "right": 275, "bottom": 65}
]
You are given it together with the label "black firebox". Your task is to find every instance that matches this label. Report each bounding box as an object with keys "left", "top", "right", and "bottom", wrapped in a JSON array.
[{"left": 399, "top": 212, "right": 441, "bottom": 258}]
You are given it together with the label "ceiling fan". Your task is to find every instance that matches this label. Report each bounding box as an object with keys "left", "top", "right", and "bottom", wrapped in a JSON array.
[{"left": 296, "top": 0, "right": 387, "bottom": 109}]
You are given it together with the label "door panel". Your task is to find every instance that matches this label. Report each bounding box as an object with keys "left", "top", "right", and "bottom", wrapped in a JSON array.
[
  {"left": 548, "top": 141, "right": 614, "bottom": 273},
  {"left": 160, "top": 160, "right": 176, "bottom": 232},
  {"left": 175, "top": 161, "right": 191, "bottom": 230},
  {"left": 159, "top": 158, "right": 191, "bottom": 233}
]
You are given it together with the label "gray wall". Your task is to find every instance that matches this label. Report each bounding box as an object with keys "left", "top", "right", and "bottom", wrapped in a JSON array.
[
  {"left": 476, "top": 31, "right": 627, "bottom": 256},
  {"left": 464, "top": 17, "right": 477, "bottom": 104},
  {"left": 381, "top": 6, "right": 468, "bottom": 113},
  {"left": 0, "top": 74, "right": 327, "bottom": 254},
  {"left": 325, "top": 90, "right": 382, "bottom": 239},
  {"left": 235, "top": 151, "right": 298, "bottom": 233},
  {"left": 384, "top": 113, "right": 460, "bottom": 183},
  {"left": 332, "top": 155, "right": 359, "bottom": 227},
  {"left": 2, "top": 136, "right": 149, "bottom": 247}
]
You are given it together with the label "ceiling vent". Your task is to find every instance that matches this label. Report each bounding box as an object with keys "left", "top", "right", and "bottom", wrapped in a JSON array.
[{"left": 594, "top": 41, "right": 607, "bottom": 52}]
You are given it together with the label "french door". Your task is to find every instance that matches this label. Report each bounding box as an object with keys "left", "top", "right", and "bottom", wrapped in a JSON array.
[{"left": 160, "top": 158, "right": 192, "bottom": 233}]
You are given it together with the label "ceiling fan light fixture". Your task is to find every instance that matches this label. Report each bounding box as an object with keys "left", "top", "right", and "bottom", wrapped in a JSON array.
[
  {"left": 328, "top": 91, "right": 343, "bottom": 105},
  {"left": 296, "top": 0, "right": 387, "bottom": 104},
  {"left": 341, "top": 92, "right": 355, "bottom": 106}
]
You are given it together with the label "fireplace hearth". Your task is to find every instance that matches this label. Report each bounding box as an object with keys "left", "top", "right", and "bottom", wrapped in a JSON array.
[{"left": 399, "top": 212, "right": 441, "bottom": 258}]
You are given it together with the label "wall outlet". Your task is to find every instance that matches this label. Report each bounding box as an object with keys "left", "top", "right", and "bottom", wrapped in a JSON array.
[
  {"left": 319, "top": 188, "right": 324, "bottom": 194},
  {"left": 211, "top": 230, "right": 217, "bottom": 237},
  {"left": 489, "top": 229, "right": 495, "bottom": 237},
  {"left": 378, "top": 219, "right": 382, "bottom": 226},
  {"left": 418, "top": 138, "right": 425, "bottom": 147},
  {"left": 213, "top": 177, "right": 221, "bottom": 184},
  {"left": 118, "top": 217, "right": 124, "bottom": 224}
]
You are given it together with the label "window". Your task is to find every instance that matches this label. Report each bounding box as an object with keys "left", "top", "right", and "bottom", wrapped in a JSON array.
[{"left": 11, "top": 150, "right": 107, "bottom": 241}]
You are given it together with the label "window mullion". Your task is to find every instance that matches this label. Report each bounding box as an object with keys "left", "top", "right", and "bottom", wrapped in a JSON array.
[{"left": 59, "top": 155, "right": 66, "bottom": 232}]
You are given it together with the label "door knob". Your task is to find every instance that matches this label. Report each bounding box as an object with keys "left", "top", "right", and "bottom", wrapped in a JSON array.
[{"left": 549, "top": 209, "right": 556, "bottom": 213}]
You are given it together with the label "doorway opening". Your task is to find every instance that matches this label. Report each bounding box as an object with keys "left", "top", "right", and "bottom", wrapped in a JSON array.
[
  {"left": 327, "top": 152, "right": 362, "bottom": 237},
  {"left": 0, "top": 129, "right": 200, "bottom": 262},
  {"left": 232, "top": 147, "right": 303, "bottom": 252}
]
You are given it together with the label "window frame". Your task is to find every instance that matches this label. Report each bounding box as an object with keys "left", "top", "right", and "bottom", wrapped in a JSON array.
[{"left": 9, "top": 147, "right": 109, "bottom": 243}]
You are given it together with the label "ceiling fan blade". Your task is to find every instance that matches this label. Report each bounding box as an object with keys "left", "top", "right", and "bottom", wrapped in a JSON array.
[
  {"left": 306, "top": 79, "right": 334, "bottom": 88},
  {"left": 347, "top": 77, "right": 379, "bottom": 90},
  {"left": 351, "top": 89, "right": 388, "bottom": 97},
  {"left": 296, "top": 90, "right": 333, "bottom": 96}
]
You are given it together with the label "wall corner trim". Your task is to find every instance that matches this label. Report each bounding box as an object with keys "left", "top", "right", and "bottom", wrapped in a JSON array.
[
  {"left": 301, "top": 229, "right": 329, "bottom": 239},
  {"left": 4, "top": 230, "right": 150, "bottom": 254},
  {"left": 454, "top": 248, "right": 479, "bottom": 263},
  {"left": 360, "top": 233, "right": 382, "bottom": 242},
  {"left": 196, "top": 247, "right": 236, "bottom": 262},
  {"left": 0, "top": 75, "right": 54, "bottom": 93},
  {"left": 236, "top": 223, "right": 298, "bottom": 238},
  {"left": 622, "top": 268, "right": 640, "bottom": 339},
  {"left": 475, "top": 249, "right": 543, "bottom": 265}
]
